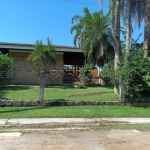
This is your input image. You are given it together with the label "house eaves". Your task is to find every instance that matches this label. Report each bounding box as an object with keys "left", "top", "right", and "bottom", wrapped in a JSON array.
[{"left": 0, "top": 42, "right": 82, "bottom": 53}]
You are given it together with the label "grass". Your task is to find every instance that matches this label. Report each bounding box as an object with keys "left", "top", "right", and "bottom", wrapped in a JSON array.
[
  {"left": 91, "top": 125, "right": 150, "bottom": 131},
  {"left": 0, "top": 85, "right": 118, "bottom": 101},
  {"left": 0, "top": 106, "right": 150, "bottom": 118}
]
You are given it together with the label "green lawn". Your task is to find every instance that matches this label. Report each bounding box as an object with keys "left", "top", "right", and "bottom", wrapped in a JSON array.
[
  {"left": 0, "top": 106, "right": 150, "bottom": 118},
  {"left": 0, "top": 85, "right": 118, "bottom": 101}
]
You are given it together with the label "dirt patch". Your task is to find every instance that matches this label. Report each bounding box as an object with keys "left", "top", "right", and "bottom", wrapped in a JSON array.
[
  {"left": 0, "top": 129, "right": 150, "bottom": 150},
  {"left": 68, "top": 92, "right": 107, "bottom": 97}
]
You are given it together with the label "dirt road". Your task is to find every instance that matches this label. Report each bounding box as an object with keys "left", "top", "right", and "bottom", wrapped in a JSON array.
[{"left": 0, "top": 129, "right": 150, "bottom": 150}]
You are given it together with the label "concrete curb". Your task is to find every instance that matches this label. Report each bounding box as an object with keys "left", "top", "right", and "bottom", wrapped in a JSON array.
[{"left": 0, "top": 118, "right": 150, "bottom": 129}]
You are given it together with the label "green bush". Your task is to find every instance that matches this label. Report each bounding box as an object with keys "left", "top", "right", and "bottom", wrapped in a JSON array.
[
  {"left": 100, "top": 62, "right": 114, "bottom": 85},
  {"left": 119, "top": 53, "right": 150, "bottom": 102},
  {"left": 0, "top": 52, "right": 14, "bottom": 87},
  {"left": 100, "top": 52, "right": 150, "bottom": 102},
  {"left": 79, "top": 63, "right": 93, "bottom": 85},
  {"left": 73, "top": 81, "right": 86, "bottom": 88}
]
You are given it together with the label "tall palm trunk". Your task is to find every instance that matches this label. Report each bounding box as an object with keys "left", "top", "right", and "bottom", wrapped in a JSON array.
[
  {"left": 114, "top": 0, "right": 125, "bottom": 104},
  {"left": 126, "top": 0, "right": 132, "bottom": 57},
  {"left": 111, "top": 0, "right": 121, "bottom": 98},
  {"left": 114, "top": 0, "right": 120, "bottom": 73},
  {"left": 143, "top": 0, "right": 150, "bottom": 58},
  {"left": 119, "top": 0, "right": 132, "bottom": 105}
]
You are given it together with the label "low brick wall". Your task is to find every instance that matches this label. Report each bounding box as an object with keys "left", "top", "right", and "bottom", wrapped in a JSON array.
[{"left": 0, "top": 100, "right": 119, "bottom": 107}]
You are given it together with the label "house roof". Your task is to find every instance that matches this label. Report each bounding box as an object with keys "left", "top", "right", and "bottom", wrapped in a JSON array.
[{"left": 0, "top": 42, "right": 82, "bottom": 52}]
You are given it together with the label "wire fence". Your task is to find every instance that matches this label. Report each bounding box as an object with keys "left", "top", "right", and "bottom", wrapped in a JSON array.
[
  {"left": 0, "top": 69, "right": 102, "bottom": 100},
  {"left": 0, "top": 70, "right": 15, "bottom": 88}
]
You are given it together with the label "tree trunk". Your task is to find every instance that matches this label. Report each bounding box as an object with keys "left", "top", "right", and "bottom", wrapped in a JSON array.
[
  {"left": 126, "top": 0, "right": 132, "bottom": 57},
  {"left": 119, "top": 0, "right": 132, "bottom": 105},
  {"left": 143, "top": 0, "right": 150, "bottom": 58},
  {"left": 119, "top": 76, "right": 125, "bottom": 105},
  {"left": 39, "top": 71, "right": 45, "bottom": 104},
  {"left": 44, "top": 72, "right": 49, "bottom": 88},
  {"left": 114, "top": 0, "right": 120, "bottom": 73},
  {"left": 113, "top": 0, "right": 121, "bottom": 95}
]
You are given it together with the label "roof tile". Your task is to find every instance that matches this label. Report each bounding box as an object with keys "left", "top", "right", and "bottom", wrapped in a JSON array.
[{"left": 0, "top": 42, "right": 80, "bottom": 50}]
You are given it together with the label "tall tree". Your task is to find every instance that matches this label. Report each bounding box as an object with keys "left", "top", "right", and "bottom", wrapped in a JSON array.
[
  {"left": 108, "top": 0, "right": 121, "bottom": 95},
  {"left": 121, "top": 0, "right": 146, "bottom": 56},
  {"left": 99, "top": 0, "right": 120, "bottom": 69},
  {"left": 143, "top": 0, "right": 150, "bottom": 58},
  {"left": 28, "top": 38, "right": 56, "bottom": 103},
  {"left": 113, "top": 0, "right": 120, "bottom": 73},
  {"left": 125, "top": 0, "right": 132, "bottom": 57},
  {"left": 100, "top": 0, "right": 146, "bottom": 104},
  {"left": 71, "top": 8, "right": 114, "bottom": 67}
]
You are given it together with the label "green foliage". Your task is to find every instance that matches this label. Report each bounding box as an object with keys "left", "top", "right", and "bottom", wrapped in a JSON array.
[
  {"left": 73, "top": 81, "right": 86, "bottom": 88},
  {"left": 71, "top": 8, "right": 114, "bottom": 67},
  {"left": 100, "top": 62, "right": 114, "bottom": 85},
  {"left": 79, "top": 63, "right": 93, "bottom": 85},
  {"left": 118, "top": 53, "right": 150, "bottom": 101},
  {"left": 100, "top": 52, "right": 150, "bottom": 101},
  {"left": 143, "top": 57, "right": 150, "bottom": 87},
  {"left": 28, "top": 38, "right": 56, "bottom": 73},
  {"left": 0, "top": 53, "right": 14, "bottom": 87}
]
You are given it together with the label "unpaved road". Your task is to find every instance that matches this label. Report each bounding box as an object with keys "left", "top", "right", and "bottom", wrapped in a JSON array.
[{"left": 0, "top": 129, "right": 150, "bottom": 150}]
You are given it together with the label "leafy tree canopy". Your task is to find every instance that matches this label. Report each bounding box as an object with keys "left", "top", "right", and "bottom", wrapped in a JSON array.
[
  {"left": 71, "top": 8, "right": 114, "bottom": 67},
  {"left": 28, "top": 38, "right": 56, "bottom": 73}
]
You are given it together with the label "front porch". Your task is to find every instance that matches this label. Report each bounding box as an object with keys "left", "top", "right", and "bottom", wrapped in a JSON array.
[{"left": 63, "top": 52, "right": 85, "bottom": 84}]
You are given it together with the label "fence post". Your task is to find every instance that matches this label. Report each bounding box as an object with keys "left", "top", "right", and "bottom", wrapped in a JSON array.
[{"left": 39, "top": 71, "right": 45, "bottom": 103}]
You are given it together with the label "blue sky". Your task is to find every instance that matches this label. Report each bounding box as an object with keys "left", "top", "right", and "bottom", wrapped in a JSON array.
[{"left": 0, "top": 0, "right": 144, "bottom": 46}]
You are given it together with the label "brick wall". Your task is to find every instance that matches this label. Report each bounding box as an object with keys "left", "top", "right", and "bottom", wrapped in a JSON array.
[
  {"left": 49, "top": 53, "right": 64, "bottom": 85},
  {"left": 9, "top": 51, "right": 64, "bottom": 85}
]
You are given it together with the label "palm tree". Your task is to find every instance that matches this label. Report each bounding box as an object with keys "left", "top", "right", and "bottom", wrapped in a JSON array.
[
  {"left": 143, "top": 0, "right": 150, "bottom": 58},
  {"left": 70, "top": 7, "right": 90, "bottom": 48},
  {"left": 100, "top": 0, "right": 146, "bottom": 104},
  {"left": 120, "top": 0, "right": 146, "bottom": 104},
  {"left": 125, "top": 0, "right": 132, "bottom": 57},
  {"left": 71, "top": 8, "right": 114, "bottom": 67},
  {"left": 112, "top": 0, "right": 121, "bottom": 73},
  {"left": 108, "top": 0, "right": 121, "bottom": 96},
  {"left": 121, "top": 0, "right": 146, "bottom": 57},
  {"left": 28, "top": 38, "right": 56, "bottom": 103},
  {"left": 99, "top": 1, "right": 120, "bottom": 69}
]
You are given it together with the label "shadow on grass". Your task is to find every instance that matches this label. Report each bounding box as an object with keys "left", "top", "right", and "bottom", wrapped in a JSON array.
[
  {"left": 0, "top": 85, "right": 32, "bottom": 100},
  {"left": 47, "top": 86, "right": 74, "bottom": 89},
  {"left": 88, "top": 84, "right": 114, "bottom": 89},
  {"left": 0, "top": 90, "right": 6, "bottom": 99},
  {"left": 0, "top": 106, "right": 48, "bottom": 114},
  {"left": 47, "top": 85, "right": 114, "bottom": 89},
  {"left": 49, "top": 99, "right": 66, "bottom": 101},
  {"left": 0, "top": 85, "right": 32, "bottom": 91}
]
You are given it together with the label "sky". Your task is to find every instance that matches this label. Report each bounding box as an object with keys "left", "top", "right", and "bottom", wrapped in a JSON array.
[{"left": 0, "top": 0, "right": 144, "bottom": 46}]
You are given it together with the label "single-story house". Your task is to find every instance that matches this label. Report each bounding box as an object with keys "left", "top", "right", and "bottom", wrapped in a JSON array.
[{"left": 0, "top": 42, "right": 92, "bottom": 85}]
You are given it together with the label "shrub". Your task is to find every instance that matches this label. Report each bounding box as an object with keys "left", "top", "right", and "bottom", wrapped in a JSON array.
[
  {"left": 0, "top": 53, "right": 14, "bottom": 87},
  {"left": 79, "top": 63, "right": 93, "bottom": 85},
  {"left": 100, "top": 52, "right": 150, "bottom": 102},
  {"left": 100, "top": 62, "right": 114, "bottom": 85},
  {"left": 118, "top": 53, "right": 150, "bottom": 102},
  {"left": 73, "top": 81, "right": 87, "bottom": 88}
]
